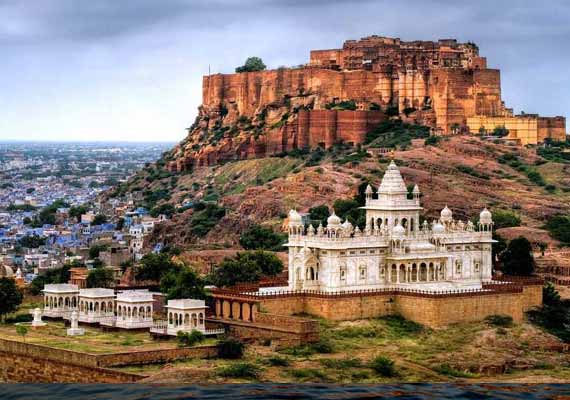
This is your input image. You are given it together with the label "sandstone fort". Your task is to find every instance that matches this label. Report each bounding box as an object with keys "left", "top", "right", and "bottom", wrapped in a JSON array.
[{"left": 169, "top": 35, "right": 566, "bottom": 170}]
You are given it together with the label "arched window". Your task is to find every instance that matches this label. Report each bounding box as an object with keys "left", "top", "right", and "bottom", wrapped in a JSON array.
[
  {"left": 199, "top": 313, "right": 204, "bottom": 325},
  {"left": 184, "top": 313, "right": 190, "bottom": 326},
  {"left": 412, "top": 264, "right": 418, "bottom": 281},
  {"left": 399, "top": 264, "right": 406, "bottom": 283},
  {"left": 455, "top": 260, "right": 462, "bottom": 275},
  {"left": 192, "top": 313, "right": 197, "bottom": 327},
  {"left": 419, "top": 263, "right": 427, "bottom": 281},
  {"left": 359, "top": 265, "right": 367, "bottom": 280},
  {"left": 168, "top": 312, "right": 173, "bottom": 325},
  {"left": 391, "top": 264, "right": 397, "bottom": 283},
  {"left": 340, "top": 266, "right": 347, "bottom": 281}
]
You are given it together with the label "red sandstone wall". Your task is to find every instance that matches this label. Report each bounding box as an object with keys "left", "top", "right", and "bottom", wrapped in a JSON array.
[{"left": 538, "top": 116, "right": 567, "bottom": 142}]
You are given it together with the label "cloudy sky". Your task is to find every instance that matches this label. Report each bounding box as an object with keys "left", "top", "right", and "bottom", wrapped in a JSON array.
[{"left": 1, "top": 0, "right": 569, "bottom": 142}]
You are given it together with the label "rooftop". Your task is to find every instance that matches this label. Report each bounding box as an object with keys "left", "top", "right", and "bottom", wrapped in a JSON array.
[
  {"left": 43, "top": 283, "right": 79, "bottom": 293},
  {"left": 167, "top": 299, "right": 206, "bottom": 309},
  {"left": 79, "top": 288, "right": 115, "bottom": 298}
]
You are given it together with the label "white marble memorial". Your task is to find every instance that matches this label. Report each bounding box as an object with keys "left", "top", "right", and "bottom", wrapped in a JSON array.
[
  {"left": 31, "top": 307, "right": 46, "bottom": 327},
  {"left": 67, "top": 311, "right": 85, "bottom": 336},
  {"left": 286, "top": 161, "right": 495, "bottom": 293}
]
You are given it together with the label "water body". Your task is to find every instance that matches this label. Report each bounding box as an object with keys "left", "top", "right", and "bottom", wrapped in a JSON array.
[{"left": 1, "top": 384, "right": 569, "bottom": 399}]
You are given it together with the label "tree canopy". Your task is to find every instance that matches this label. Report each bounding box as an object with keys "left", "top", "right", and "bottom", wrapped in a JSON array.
[
  {"left": 17, "top": 234, "right": 47, "bottom": 249},
  {"left": 160, "top": 267, "right": 206, "bottom": 300},
  {"left": 136, "top": 252, "right": 179, "bottom": 282},
  {"left": 211, "top": 250, "right": 283, "bottom": 287},
  {"left": 0, "top": 277, "right": 23, "bottom": 321},
  {"left": 499, "top": 236, "right": 536, "bottom": 276},
  {"left": 239, "top": 225, "right": 286, "bottom": 252},
  {"left": 235, "top": 57, "right": 266, "bottom": 73},
  {"left": 86, "top": 268, "right": 115, "bottom": 288},
  {"left": 30, "top": 264, "right": 72, "bottom": 295},
  {"left": 91, "top": 214, "right": 108, "bottom": 225}
]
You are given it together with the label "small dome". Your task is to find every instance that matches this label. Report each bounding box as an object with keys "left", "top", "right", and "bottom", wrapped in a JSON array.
[
  {"left": 412, "top": 184, "right": 420, "bottom": 194},
  {"left": 441, "top": 205, "right": 453, "bottom": 221},
  {"left": 288, "top": 209, "right": 302, "bottom": 226},
  {"left": 479, "top": 208, "right": 493, "bottom": 224},
  {"left": 341, "top": 220, "right": 353, "bottom": 230},
  {"left": 327, "top": 211, "right": 341, "bottom": 227},
  {"left": 392, "top": 224, "right": 405, "bottom": 236},
  {"left": 432, "top": 221, "right": 445, "bottom": 233},
  {"left": 365, "top": 184, "right": 373, "bottom": 194}
]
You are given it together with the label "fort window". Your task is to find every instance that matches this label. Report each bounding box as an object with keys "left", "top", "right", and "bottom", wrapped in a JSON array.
[{"left": 359, "top": 266, "right": 367, "bottom": 279}]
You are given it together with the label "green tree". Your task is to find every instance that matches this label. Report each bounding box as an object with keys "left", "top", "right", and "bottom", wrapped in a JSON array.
[
  {"left": 91, "top": 214, "right": 107, "bottom": 225},
  {"left": 0, "top": 278, "right": 23, "bottom": 322},
  {"left": 29, "top": 265, "right": 72, "bottom": 295},
  {"left": 239, "top": 225, "right": 286, "bottom": 251},
  {"left": 150, "top": 203, "right": 175, "bottom": 218},
  {"left": 235, "top": 57, "right": 266, "bottom": 73},
  {"left": 493, "top": 125, "right": 509, "bottom": 137},
  {"left": 69, "top": 205, "right": 88, "bottom": 223},
  {"left": 492, "top": 210, "right": 521, "bottom": 229},
  {"left": 89, "top": 244, "right": 109, "bottom": 259},
  {"left": 499, "top": 236, "right": 536, "bottom": 276},
  {"left": 86, "top": 268, "right": 114, "bottom": 288},
  {"left": 211, "top": 251, "right": 283, "bottom": 287},
  {"left": 212, "top": 255, "right": 261, "bottom": 288},
  {"left": 16, "top": 325, "right": 28, "bottom": 342},
  {"left": 17, "top": 234, "right": 47, "bottom": 248},
  {"left": 309, "top": 205, "right": 330, "bottom": 227},
  {"left": 136, "top": 252, "right": 179, "bottom": 282},
  {"left": 160, "top": 267, "right": 206, "bottom": 300}
]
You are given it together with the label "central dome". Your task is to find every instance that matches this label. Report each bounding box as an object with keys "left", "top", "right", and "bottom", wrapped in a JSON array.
[{"left": 378, "top": 161, "right": 408, "bottom": 195}]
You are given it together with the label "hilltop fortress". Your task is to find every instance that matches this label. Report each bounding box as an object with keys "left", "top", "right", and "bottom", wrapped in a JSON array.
[{"left": 169, "top": 35, "right": 565, "bottom": 171}]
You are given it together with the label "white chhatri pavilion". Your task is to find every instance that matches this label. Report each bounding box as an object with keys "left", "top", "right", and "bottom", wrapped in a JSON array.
[
  {"left": 111, "top": 291, "right": 154, "bottom": 329},
  {"left": 286, "top": 161, "right": 495, "bottom": 293},
  {"left": 150, "top": 299, "right": 224, "bottom": 337},
  {"left": 42, "top": 284, "right": 79, "bottom": 318},
  {"left": 78, "top": 288, "right": 115, "bottom": 323}
]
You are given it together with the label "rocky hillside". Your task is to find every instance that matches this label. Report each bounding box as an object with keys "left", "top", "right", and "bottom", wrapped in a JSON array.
[{"left": 105, "top": 131, "right": 570, "bottom": 250}]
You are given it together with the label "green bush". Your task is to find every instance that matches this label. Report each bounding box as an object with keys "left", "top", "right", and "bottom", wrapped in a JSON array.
[
  {"left": 190, "top": 203, "right": 226, "bottom": 237},
  {"left": 217, "top": 338, "right": 245, "bottom": 359},
  {"left": 217, "top": 362, "right": 261, "bottom": 379},
  {"left": 380, "top": 315, "right": 423, "bottom": 337},
  {"left": 527, "top": 170, "right": 546, "bottom": 186},
  {"left": 434, "top": 363, "right": 473, "bottom": 378},
  {"left": 491, "top": 210, "right": 521, "bottom": 229},
  {"left": 370, "top": 356, "right": 396, "bottom": 377},
  {"left": 319, "top": 358, "right": 362, "bottom": 369},
  {"left": 485, "top": 315, "right": 513, "bottom": 327},
  {"left": 365, "top": 120, "right": 430, "bottom": 149},
  {"left": 424, "top": 136, "right": 440, "bottom": 146},
  {"left": 177, "top": 330, "right": 205, "bottom": 347},
  {"left": 289, "top": 368, "right": 328, "bottom": 381},
  {"left": 545, "top": 215, "right": 570, "bottom": 244},
  {"left": 267, "top": 356, "right": 290, "bottom": 367}
]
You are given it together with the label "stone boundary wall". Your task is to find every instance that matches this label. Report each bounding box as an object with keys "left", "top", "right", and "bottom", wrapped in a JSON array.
[
  {"left": 0, "top": 339, "right": 143, "bottom": 383},
  {"left": 0, "top": 338, "right": 218, "bottom": 382},
  {"left": 96, "top": 346, "right": 217, "bottom": 367}
]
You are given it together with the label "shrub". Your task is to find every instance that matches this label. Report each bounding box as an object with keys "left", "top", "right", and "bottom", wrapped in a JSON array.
[
  {"left": 485, "top": 315, "right": 513, "bottom": 327},
  {"left": 190, "top": 203, "right": 226, "bottom": 237},
  {"left": 217, "top": 338, "right": 245, "bottom": 359},
  {"left": 176, "top": 330, "right": 205, "bottom": 347},
  {"left": 319, "top": 357, "right": 362, "bottom": 369},
  {"left": 309, "top": 338, "right": 334, "bottom": 354},
  {"left": 527, "top": 170, "right": 546, "bottom": 186},
  {"left": 289, "top": 368, "right": 328, "bottom": 381},
  {"left": 424, "top": 135, "right": 440, "bottom": 146},
  {"left": 217, "top": 362, "right": 261, "bottom": 379},
  {"left": 370, "top": 356, "right": 396, "bottom": 377},
  {"left": 365, "top": 120, "right": 430, "bottom": 149},
  {"left": 491, "top": 210, "right": 521, "bottom": 229},
  {"left": 545, "top": 215, "right": 570, "bottom": 244},
  {"left": 435, "top": 363, "right": 473, "bottom": 378},
  {"left": 335, "top": 325, "right": 378, "bottom": 338},
  {"left": 267, "top": 356, "right": 290, "bottom": 367},
  {"left": 381, "top": 315, "right": 423, "bottom": 337}
]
